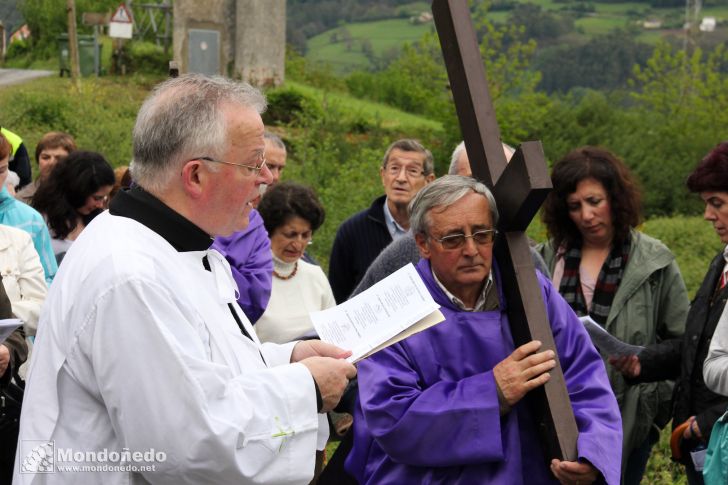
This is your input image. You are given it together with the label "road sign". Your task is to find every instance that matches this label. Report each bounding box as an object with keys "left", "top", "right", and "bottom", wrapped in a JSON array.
[
  {"left": 109, "top": 3, "right": 133, "bottom": 39},
  {"left": 110, "top": 4, "right": 133, "bottom": 23}
]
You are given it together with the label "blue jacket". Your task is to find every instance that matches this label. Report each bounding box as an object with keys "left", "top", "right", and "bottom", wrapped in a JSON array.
[{"left": 0, "top": 187, "right": 57, "bottom": 284}]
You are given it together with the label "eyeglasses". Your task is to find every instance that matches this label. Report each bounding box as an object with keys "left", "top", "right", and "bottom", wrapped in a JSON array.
[
  {"left": 197, "top": 156, "right": 267, "bottom": 177},
  {"left": 279, "top": 231, "right": 313, "bottom": 244},
  {"left": 91, "top": 194, "right": 109, "bottom": 203},
  {"left": 431, "top": 229, "right": 498, "bottom": 250},
  {"left": 385, "top": 164, "right": 426, "bottom": 179},
  {"left": 267, "top": 162, "right": 285, "bottom": 174}
]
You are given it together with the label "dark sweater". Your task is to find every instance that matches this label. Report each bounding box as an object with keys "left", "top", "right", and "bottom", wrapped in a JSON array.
[{"left": 328, "top": 195, "right": 392, "bottom": 303}]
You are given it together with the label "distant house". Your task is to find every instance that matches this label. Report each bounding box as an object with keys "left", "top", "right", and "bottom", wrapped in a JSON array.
[
  {"left": 642, "top": 19, "right": 662, "bottom": 29},
  {"left": 700, "top": 17, "right": 716, "bottom": 32},
  {"left": 0, "top": 0, "right": 25, "bottom": 46},
  {"left": 9, "top": 23, "right": 30, "bottom": 43},
  {"left": 410, "top": 11, "right": 433, "bottom": 25}
]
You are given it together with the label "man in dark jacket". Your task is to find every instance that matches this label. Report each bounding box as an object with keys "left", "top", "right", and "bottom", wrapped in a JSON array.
[{"left": 328, "top": 139, "right": 435, "bottom": 303}]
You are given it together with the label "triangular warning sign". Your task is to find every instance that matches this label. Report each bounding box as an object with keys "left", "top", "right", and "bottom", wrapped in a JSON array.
[{"left": 110, "top": 4, "right": 133, "bottom": 23}]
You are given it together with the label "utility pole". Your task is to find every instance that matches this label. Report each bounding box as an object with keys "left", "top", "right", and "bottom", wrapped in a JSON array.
[
  {"left": 67, "top": 0, "right": 81, "bottom": 88},
  {"left": 683, "top": 0, "right": 702, "bottom": 53}
]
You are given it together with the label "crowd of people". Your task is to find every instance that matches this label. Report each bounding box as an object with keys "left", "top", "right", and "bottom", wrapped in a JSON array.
[{"left": 0, "top": 74, "right": 727, "bottom": 485}]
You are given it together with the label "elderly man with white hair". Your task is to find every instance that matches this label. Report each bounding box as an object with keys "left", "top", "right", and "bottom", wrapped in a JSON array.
[
  {"left": 15, "top": 75, "right": 355, "bottom": 485},
  {"left": 448, "top": 140, "right": 515, "bottom": 176}
]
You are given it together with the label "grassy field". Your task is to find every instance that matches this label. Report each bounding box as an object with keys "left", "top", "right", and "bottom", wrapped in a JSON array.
[
  {"left": 702, "top": 4, "right": 728, "bottom": 18},
  {"left": 306, "top": 18, "right": 435, "bottom": 72},
  {"left": 0, "top": 75, "right": 156, "bottom": 169},
  {"left": 575, "top": 15, "right": 632, "bottom": 35}
]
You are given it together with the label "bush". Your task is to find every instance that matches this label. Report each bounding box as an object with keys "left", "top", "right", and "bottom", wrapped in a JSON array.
[
  {"left": 5, "top": 39, "right": 31, "bottom": 60},
  {"left": 123, "top": 41, "right": 171, "bottom": 75},
  {"left": 0, "top": 76, "right": 156, "bottom": 170},
  {"left": 642, "top": 216, "right": 723, "bottom": 297},
  {"left": 15, "top": 91, "right": 75, "bottom": 127},
  {"left": 264, "top": 86, "right": 324, "bottom": 125}
]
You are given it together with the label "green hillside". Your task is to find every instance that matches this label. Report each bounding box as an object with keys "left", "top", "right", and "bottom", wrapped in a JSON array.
[
  {"left": 306, "top": 18, "right": 435, "bottom": 72},
  {"left": 305, "top": 1, "right": 727, "bottom": 72},
  {"left": 284, "top": 80, "right": 443, "bottom": 132}
]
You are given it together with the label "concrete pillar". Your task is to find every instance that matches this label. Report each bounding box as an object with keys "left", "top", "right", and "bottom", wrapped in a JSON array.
[{"left": 234, "top": 0, "right": 285, "bottom": 87}]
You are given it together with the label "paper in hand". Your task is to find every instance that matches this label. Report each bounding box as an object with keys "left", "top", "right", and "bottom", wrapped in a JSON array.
[
  {"left": 311, "top": 263, "right": 443, "bottom": 363},
  {"left": 0, "top": 319, "right": 23, "bottom": 345},
  {"left": 579, "top": 315, "right": 644, "bottom": 357}
]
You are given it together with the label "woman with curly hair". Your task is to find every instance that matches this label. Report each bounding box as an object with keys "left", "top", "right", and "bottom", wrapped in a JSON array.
[
  {"left": 255, "top": 181, "right": 334, "bottom": 343},
  {"left": 538, "top": 146, "right": 688, "bottom": 485},
  {"left": 32, "top": 151, "right": 115, "bottom": 262}
]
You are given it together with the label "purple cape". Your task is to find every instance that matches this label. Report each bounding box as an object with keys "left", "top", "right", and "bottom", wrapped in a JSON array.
[
  {"left": 345, "top": 259, "right": 622, "bottom": 484},
  {"left": 212, "top": 209, "right": 272, "bottom": 323}
]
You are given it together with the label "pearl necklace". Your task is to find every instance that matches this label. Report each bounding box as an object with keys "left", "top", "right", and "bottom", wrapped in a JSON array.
[{"left": 273, "top": 261, "right": 298, "bottom": 280}]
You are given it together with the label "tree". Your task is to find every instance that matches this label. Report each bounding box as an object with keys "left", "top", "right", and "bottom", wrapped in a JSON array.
[
  {"left": 534, "top": 31, "right": 653, "bottom": 93},
  {"left": 20, "top": 0, "right": 121, "bottom": 55},
  {"left": 623, "top": 42, "right": 728, "bottom": 215},
  {"left": 506, "top": 3, "right": 574, "bottom": 44}
]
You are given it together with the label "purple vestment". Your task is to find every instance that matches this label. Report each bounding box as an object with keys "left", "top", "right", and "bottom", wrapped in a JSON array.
[
  {"left": 212, "top": 209, "right": 273, "bottom": 323},
  {"left": 346, "top": 259, "right": 622, "bottom": 484}
]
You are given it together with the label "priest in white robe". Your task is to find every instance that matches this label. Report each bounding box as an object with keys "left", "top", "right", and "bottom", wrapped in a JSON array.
[{"left": 13, "top": 74, "right": 356, "bottom": 485}]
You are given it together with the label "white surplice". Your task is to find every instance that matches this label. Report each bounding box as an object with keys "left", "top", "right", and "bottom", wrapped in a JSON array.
[{"left": 14, "top": 211, "right": 323, "bottom": 484}]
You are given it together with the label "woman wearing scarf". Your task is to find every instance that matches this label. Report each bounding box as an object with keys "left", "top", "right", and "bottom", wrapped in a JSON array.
[{"left": 538, "top": 146, "right": 689, "bottom": 485}]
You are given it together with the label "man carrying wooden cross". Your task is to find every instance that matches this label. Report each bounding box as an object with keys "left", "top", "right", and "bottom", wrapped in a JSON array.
[{"left": 346, "top": 175, "right": 621, "bottom": 484}]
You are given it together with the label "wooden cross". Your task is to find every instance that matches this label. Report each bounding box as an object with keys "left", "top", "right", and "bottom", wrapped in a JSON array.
[{"left": 431, "top": 0, "right": 579, "bottom": 464}]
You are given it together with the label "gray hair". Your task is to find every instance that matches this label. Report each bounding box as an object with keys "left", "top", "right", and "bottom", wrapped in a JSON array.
[
  {"left": 130, "top": 74, "right": 267, "bottom": 192},
  {"left": 448, "top": 141, "right": 517, "bottom": 175},
  {"left": 448, "top": 141, "right": 466, "bottom": 175},
  {"left": 409, "top": 175, "right": 499, "bottom": 236},
  {"left": 381, "top": 139, "right": 434, "bottom": 176},
  {"left": 264, "top": 131, "right": 286, "bottom": 151}
]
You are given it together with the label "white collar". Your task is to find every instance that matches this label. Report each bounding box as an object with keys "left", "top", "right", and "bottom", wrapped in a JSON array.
[{"left": 382, "top": 198, "right": 408, "bottom": 240}]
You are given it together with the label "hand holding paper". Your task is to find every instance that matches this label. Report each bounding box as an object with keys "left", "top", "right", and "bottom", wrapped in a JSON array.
[
  {"left": 291, "top": 340, "right": 352, "bottom": 362},
  {"left": 311, "top": 264, "right": 444, "bottom": 363},
  {"left": 608, "top": 354, "right": 642, "bottom": 378},
  {"left": 579, "top": 315, "right": 644, "bottom": 358},
  {"left": 0, "top": 318, "right": 22, "bottom": 345}
]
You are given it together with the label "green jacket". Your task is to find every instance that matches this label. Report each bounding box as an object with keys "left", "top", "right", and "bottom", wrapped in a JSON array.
[{"left": 538, "top": 230, "right": 688, "bottom": 461}]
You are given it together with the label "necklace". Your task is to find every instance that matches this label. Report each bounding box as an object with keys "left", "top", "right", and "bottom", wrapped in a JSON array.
[{"left": 273, "top": 261, "right": 298, "bottom": 280}]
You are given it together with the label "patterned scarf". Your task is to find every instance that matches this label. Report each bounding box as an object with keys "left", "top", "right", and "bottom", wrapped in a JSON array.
[{"left": 559, "top": 234, "right": 631, "bottom": 326}]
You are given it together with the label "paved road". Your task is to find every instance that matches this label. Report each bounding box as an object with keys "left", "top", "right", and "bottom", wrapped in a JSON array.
[{"left": 0, "top": 68, "right": 54, "bottom": 87}]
